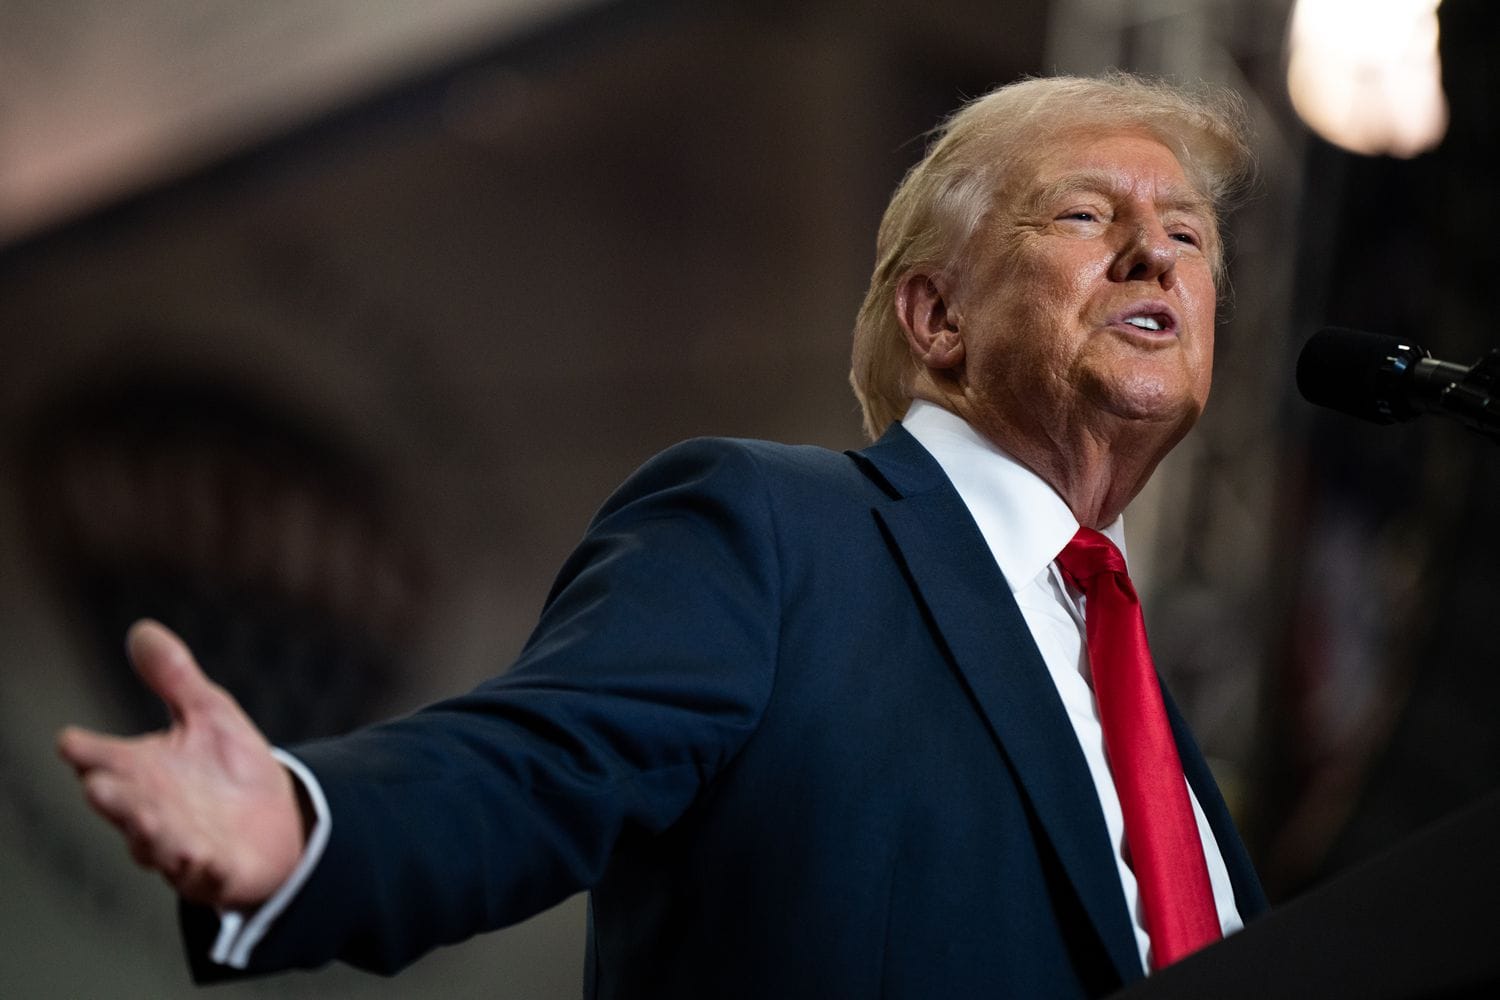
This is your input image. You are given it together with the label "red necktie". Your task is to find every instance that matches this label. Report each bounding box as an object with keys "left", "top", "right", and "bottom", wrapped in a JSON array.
[{"left": 1055, "top": 527, "right": 1221, "bottom": 970}]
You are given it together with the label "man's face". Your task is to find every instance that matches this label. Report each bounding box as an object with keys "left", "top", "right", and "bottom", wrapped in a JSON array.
[{"left": 952, "top": 129, "right": 1218, "bottom": 455}]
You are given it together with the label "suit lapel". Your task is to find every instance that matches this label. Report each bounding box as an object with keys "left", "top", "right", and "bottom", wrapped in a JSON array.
[
  {"left": 853, "top": 426, "right": 1145, "bottom": 983},
  {"left": 1163, "top": 689, "right": 1269, "bottom": 919}
]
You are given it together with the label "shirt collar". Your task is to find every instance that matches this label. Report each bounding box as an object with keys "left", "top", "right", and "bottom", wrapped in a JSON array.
[{"left": 899, "top": 400, "right": 1127, "bottom": 592}]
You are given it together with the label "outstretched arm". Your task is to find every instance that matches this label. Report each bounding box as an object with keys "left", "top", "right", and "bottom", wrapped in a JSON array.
[
  {"left": 56, "top": 439, "right": 782, "bottom": 979},
  {"left": 56, "top": 619, "right": 306, "bottom": 911}
]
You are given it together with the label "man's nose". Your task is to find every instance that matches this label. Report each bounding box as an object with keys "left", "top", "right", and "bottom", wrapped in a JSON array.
[{"left": 1109, "top": 221, "right": 1178, "bottom": 290}]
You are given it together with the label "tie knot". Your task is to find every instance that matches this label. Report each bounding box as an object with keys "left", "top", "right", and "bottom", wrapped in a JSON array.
[{"left": 1055, "top": 526, "right": 1128, "bottom": 590}]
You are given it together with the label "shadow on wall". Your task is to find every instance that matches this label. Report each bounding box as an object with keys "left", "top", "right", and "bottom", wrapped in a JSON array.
[{"left": 21, "top": 366, "right": 429, "bottom": 744}]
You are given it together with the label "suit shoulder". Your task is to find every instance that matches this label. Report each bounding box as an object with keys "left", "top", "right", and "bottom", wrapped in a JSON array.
[
  {"left": 642, "top": 437, "right": 870, "bottom": 497},
  {"left": 593, "top": 436, "right": 873, "bottom": 528}
]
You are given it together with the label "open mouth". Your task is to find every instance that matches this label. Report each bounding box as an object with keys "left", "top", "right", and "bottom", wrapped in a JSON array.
[
  {"left": 1123, "top": 314, "right": 1170, "bottom": 332},
  {"left": 1108, "top": 303, "right": 1179, "bottom": 337}
]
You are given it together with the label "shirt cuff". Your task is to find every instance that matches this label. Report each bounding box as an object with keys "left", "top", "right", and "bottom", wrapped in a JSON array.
[{"left": 207, "top": 748, "right": 331, "bottom": 969}]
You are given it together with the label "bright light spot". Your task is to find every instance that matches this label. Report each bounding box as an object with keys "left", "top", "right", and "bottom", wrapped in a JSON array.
[{"left": 1287, "top": 0, "right": 1448, "bottom": 158}]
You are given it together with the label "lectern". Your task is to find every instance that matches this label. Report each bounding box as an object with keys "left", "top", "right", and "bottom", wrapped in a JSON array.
[{"left": 1110, "top": 791, "right": 1500, "bottom": 999}]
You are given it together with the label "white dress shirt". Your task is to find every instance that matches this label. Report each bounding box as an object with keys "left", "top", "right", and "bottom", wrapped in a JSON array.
[
  {"left": 902, "top": 399, "right": 1242, "bottom": 971},
  {"left": 211, "top": 749, "right": 330, "bottom": 967}
]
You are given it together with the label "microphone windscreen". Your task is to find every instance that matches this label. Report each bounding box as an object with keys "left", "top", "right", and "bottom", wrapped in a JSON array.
[{"left": 1296, "top": 327, "right": 1416, "bottom": 423}]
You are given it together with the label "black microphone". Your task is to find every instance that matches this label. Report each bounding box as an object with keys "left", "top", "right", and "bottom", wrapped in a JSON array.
[{"left": 1296, "top": 327, "right": 1500, "bottom": 441}]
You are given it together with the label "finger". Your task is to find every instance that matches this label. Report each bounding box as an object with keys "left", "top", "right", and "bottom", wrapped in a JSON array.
[
  {"left": 174, "top": 864, "right": 228, "bottom": 907},
  {"left": 81, "top": 770, "right": 137, "bottom": 829},
  {"left": 124, "top": 812, "right": 187, "bottom": 881},
  {"left": 127, "top": 830, "right": 159, "bottom": 870},
  {"left": 125, "top": 808, "right": 170, "bottom": 868},
  {"left": 57, "top": 725, "right": 129, "bottom": 774},
  {"left": 131, "top": 826, "right": 223, "bottom": 904},
  {"left": 126, "top": 619, "right": 218, "bottom": 723},
  {"left": 164, "top": 840, "right": 231, "bottom": 905}
]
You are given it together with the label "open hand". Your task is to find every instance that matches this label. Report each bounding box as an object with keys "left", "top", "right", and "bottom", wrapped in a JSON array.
[{"left": 57, "top": 620, "right": 306, "bottom": 910}]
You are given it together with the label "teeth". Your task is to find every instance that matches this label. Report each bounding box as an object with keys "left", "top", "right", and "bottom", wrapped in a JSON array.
[{"left": 1124, "top": 315, "right": 1163, "bottom": 331}]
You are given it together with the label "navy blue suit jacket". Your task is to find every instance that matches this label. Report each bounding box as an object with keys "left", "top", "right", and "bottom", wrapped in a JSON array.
[{"left": 186, "top": 423, "right": 1266, "bottom": 997}]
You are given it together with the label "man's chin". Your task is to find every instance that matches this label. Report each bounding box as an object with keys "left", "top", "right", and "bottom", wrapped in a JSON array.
[{"left": 1085, "top": 372, "right": 1205, "bottom": 428}]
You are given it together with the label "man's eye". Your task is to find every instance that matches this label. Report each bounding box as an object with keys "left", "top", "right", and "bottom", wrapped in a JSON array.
[
  {"left": 1170, "top": 231, "right": 1200, "bottom": 247},
  {"left": 1061, "top": 211, "right": 1098, "bottom": 222}
]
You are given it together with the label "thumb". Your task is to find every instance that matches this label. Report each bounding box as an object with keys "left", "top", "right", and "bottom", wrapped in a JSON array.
[{"left": 126, "top": 619, "right": 219, "bottom": 725}]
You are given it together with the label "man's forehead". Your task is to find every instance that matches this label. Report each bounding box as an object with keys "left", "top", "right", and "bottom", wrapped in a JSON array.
[
  {"left": 1022, "top": 168, "right": 1211, "bottom": 216},
  {"left": 1000, "top": 131, "right": 1212, "bottom": 216}
]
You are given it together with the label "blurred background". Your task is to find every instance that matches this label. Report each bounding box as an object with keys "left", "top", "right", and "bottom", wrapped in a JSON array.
[{"left": 2, "top": 0, "right": 1494, "bottom": 996}]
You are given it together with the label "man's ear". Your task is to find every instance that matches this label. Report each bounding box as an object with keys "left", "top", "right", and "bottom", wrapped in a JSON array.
[{"left": 895, "top": 270, "right": 964, "bottom": 371}]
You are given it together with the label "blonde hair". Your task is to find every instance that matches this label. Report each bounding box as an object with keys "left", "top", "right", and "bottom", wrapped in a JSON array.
[{"left": 849, "top": 72, "right": 1253, "bottom": 439}]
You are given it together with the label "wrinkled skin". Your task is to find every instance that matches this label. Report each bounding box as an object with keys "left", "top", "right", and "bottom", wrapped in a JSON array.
[{"left": 899, "top": 129, "right": 1219, "bottom": 528}]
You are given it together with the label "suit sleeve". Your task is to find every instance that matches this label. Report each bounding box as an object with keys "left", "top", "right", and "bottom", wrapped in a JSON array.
[{"left": 184, "top": 439, "right": 784, "bottom": 979}]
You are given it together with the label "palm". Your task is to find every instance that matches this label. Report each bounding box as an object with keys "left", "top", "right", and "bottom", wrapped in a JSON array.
[{"left": 58, "top": 620, "right": 305, "bottom": 909}]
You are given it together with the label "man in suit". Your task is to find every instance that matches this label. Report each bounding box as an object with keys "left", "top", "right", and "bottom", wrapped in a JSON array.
[{"left": 59, "top": 72, "right": 1265, "bottom": 997}]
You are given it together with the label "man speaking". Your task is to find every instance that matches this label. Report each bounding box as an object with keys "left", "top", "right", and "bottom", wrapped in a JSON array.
[{"left": 59, "top": 72, "right": 1266, "bottom": 997}]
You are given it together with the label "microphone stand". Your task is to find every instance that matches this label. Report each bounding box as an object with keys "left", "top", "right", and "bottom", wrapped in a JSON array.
[{"left": 1424, "top": 349, "right": 1500, "bottom": 444}]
